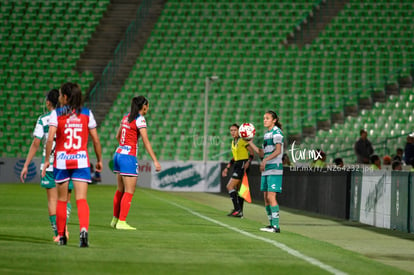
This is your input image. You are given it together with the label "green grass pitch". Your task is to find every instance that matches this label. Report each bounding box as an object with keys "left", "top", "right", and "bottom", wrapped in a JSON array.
[{"left": 0, "top": 183, "right": 413, "bottom": 275}]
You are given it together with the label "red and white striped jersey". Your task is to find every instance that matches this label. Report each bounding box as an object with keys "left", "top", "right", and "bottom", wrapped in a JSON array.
[
  {"left": 49, "top": 106, "right": 97, "bottom": 169},
  {"left": 116, "top": 113, "right": 147, "bottom": 156}
]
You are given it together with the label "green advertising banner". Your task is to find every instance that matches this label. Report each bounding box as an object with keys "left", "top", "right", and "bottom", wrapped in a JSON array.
[
  {"left": 410, "top": 173, "right": 413, "bottom": 233},
  {"left": 390, "top": 171, "right": 410, "bottom": 232},
  {"left": 151, "top": 161, "right": 221, "bottom": 192},
  {"left": 350, "top": 171, "right": 362, "bottom": 222}
]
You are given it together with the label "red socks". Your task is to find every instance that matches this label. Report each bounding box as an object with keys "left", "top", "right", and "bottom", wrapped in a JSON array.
[
  {"left": 119, "top": 192, "right": 133, "bottom": 221},
  {"left": 113, "top": 190, "right": 124, "bottom": 218},
  {"left": 57, "top": 199, "right": 90, "bottom": 234},
  {"left": 57, "top": 200, "right": 67, "bottom": 236},
  {"left": 76, "top": 199, "right": 89, "bottom": 231}
]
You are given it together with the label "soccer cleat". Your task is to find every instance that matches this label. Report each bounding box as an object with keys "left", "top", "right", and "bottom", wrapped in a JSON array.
[
  {"left": 231, "top": 210, "right": 243, "bottom": 218},
  {"left": 115, "top": 220, "right": 136, "bottom": 230},
  {"left": 110, "top": 217, "right": 118, "bottom": 228},
  {"left": 79, "top": 229, "right": 89, "bottom": 248},
  {"left": 58, "top": 235, "right": 67, "bottom": 246},
  {"left": 227, "top": 209, "right": 243, "bottom": 218},
  {"left": 260, "top": 225, "right": 272, "bottom": 232},
  {"left": 260, "top": 226, "right": 274, "bottom": 233},
  {"left": 260, "top": 226, "right": 280, "bottom": 233}
]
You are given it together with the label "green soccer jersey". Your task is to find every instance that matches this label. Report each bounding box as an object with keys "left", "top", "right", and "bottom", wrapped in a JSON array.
[
  {"left": 262, "top": 126, "right": 284, "bottom": 176},
  {"left": 33, "top": 112, "right": 55, "bottom": 172}
]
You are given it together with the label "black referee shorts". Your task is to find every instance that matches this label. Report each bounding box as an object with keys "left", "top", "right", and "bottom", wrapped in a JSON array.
[{"left": 231, "top": 160, "right": 248, "bottom": 180}]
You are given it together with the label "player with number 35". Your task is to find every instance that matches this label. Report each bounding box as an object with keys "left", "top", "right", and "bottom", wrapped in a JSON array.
[{"left": 42, "top": 82, "right": 102, "bottom": 247}]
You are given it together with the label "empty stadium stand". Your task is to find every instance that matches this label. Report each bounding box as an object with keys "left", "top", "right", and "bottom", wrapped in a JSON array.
[
  {"left": 1, "top": 0, "right": 413, "bottom": 165},
  {"left": 98, "top": 0, "right": 413, "bottom": 162},
  {"left": 0, "top": 0, "right": 109, "bottom": 156}
]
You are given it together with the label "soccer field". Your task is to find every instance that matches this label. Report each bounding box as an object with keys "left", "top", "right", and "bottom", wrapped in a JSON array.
[{"left": 0, "top": 184, "right": 413, "bottom": 275}]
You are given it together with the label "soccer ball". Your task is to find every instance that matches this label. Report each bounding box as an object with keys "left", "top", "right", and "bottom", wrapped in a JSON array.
[{"left": 239, "top": 123, "right": 256, "bottom": 140}]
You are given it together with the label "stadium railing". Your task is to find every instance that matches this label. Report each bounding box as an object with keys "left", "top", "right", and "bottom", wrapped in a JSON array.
[{"left": 86, "top": 0, "right": 152, "bottom": 112}]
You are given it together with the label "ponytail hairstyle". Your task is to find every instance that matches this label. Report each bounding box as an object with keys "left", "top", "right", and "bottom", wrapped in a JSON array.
[
  {"left": 266, "top": 110, "right": 282, "bottom": 129},
  {"left": 60, "top": 82, "right": 82, "bottom": 114},
  {"left": 128, "top": 96, "right": 148, "bottom": 123},
  {"left": 46, "top": 89, "right": 59, "bottom": 108}
]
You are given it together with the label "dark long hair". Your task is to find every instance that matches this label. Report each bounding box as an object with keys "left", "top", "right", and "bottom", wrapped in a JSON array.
[
  {"left": 128, "top": 96, "right": 148, "bottom": 123},
  {"left": 266, "top": 110, "right": 282, "bottom": 129},
  {"left": 46, "top": 89, "right": 59, "bottom": 108},
  {"left": 60, "top": 82, "right": 82, "bottom": 114}
]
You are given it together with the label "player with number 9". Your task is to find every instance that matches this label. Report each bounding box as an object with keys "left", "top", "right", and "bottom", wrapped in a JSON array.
[
  {"left": 42, "top": 82, "right": 102, "bottom": 247},
  {"left": 110, "top": 96, "right": 161, "bottom": 230}
]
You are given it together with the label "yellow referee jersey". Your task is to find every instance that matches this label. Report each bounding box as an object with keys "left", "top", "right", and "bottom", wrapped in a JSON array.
[{"left": 231, "top": 138, "right": 249, "bottom": 161}]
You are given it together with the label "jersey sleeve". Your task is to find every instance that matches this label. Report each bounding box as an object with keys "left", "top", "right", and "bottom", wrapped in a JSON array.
[
  {"left": 135, "top": 116, "right": 147, "bottom": 129},
  {"left": 88, "top": 110, "right": 97, "bottom": 129},
  {"left": 273, "top": 132, "right": 284, "bottom": 144},
  {"left": 49, "top": 110, "right": 58, "bottom": 127},
  {"left": 32, "top": 116, "right": 44, "bottom": 139}
]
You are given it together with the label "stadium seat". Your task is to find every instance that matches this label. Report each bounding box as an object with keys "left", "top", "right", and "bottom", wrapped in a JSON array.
[
  {"left": 0, "top": 0, "right": 109, "bottom": 157},
  {"left": 93, "top": 0, "right": 414, "bottom": 161}
]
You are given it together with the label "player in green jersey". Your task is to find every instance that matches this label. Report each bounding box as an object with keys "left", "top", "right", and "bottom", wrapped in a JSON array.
[
  {"left": 20, "top": 89, "right": 73, "bottom": 242},
  {"left": 248, "top": 110, "right": 283, "bottom": 233}
]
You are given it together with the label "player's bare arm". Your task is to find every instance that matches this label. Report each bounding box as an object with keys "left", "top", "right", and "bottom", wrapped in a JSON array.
[
  {"left": 244, "top": 144, "right": 255, "bottom": 170},
  {"left": 139, "top": 127, "right": 161, "bottom": 172},
  {"left": 89, "top": 128, "right": 103, "bottom": 172},
  {"left": 247, "top": 140, "right": 264, "bottom": 159},
  {"left": 115, "top": 126, "right": 122, "bottom": 143},
  {"left": 20, "top": 138, "right": 41, "bottom": 182}
]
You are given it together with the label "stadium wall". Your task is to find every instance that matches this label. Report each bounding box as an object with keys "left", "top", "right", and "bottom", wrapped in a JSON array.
[
  {"left": 150, "top": 161, "right": 221, "bottom": 192},
  {"left": 0, "top": 158, "right": 220, "bottom": 192},
  {"left": 251, "top": 168, "right": 414, "bottom": 233},
  {"left": 390, "top": 171, "right": 411, "bottom": 232},
  {"left": 0, "top": 157, "right": 151, "bottom": 186},
  {"left": 350, "top": 170, "right": 413, "bottom": 233},
  {"left": 221, "top": 165, "right": 413, "bottom": 233},
  {"left": 221, "top": 164, "right": 352, "bottom": 220}
]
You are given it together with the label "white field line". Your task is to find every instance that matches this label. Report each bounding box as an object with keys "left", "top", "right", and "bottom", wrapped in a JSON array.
[{"left": 148, "top": 191, "right": 347, "bottom": 275}]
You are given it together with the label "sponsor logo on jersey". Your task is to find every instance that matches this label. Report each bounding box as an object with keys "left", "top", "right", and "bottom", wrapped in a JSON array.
[
  {"left": 67, "top": 115, "right": 81, "bottom": 122},
  {"left": 65, "top": 123, "right": 83, "bottom": 128},
  {"left": 56, "top": 152, "right": 87, "bottom": 160},
  {"left": 117, "top": 145, "right": 132, "bottom": 153}
]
